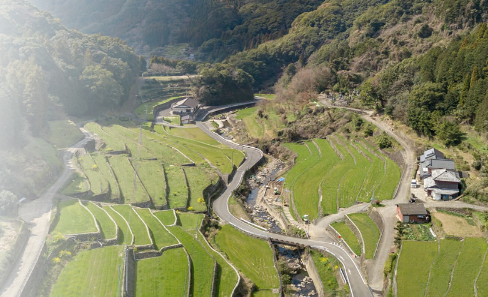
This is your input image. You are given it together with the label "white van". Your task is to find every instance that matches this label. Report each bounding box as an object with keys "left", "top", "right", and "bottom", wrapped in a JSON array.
[{"left": 411, "top": 179, "right": 418, "bottom": 188}]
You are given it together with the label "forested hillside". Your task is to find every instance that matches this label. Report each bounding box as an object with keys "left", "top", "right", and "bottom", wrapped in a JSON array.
[
  {"left": 29, "top": 0, "right": 323, "bottom": 58},
  {"left": 0, "top": 0, "right": 141, "bottom": 206}
]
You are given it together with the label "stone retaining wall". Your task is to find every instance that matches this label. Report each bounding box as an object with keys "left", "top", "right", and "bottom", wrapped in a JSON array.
[
  {"left": 183, "top": 248, "right": 191, "bottom": 297},
  {"left": 210, "top": 260, "right": 218, "bottom": 297},
  {"left": 123, "top": 247, "right": 135, "bottom": 297},
  {"left": 368, "top": 208, "right": 385, "bottom": 260},
  {"left": 269, "top": 241, "right": 283, "bottom": 296},
  {"left": 302, "top": 247, "right": 325, "bottom": 297}
]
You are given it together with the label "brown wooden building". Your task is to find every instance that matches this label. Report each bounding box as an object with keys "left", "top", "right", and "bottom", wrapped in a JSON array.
[{"left": 396, "top": 204, "right": 430, "bottom": 224}]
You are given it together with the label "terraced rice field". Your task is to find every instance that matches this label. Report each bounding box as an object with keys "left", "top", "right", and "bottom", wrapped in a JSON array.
[
  {"left": 52, "top": 200, "right": 97, "bottom": 235},
  {"left": 184, "top": 167, "right": 214, "bottom": 212},
  {"left": 108, "top": 155, "right": 149, "bottom": 204},
  {"left": 165, "top": 165, "right": 188, "bottom": 209},
  {"left": 102, "top": 206, "right": 133, "bottom": 245},
  {"left": 425, "top": 239, "right": 463, "bottom": 297},
  {"left": 347, "top": 213, "right": 380, "bottom": 259},
  {"left": 135, "top": 248, "right": 189, "bottom": 296},
  {"left": 50, "top": 246, "right": 124, "bottom": 297},
  {"left": 477, "top": 250, "right": 488, "bottom": 297},
  {"left": 330, "top": 221, "right": 361, "bottom": 256},
  {"left": 215, "top": 225, "right": 280, "bottom": 295},
  {"left": 197, "top": 232, "right": 238, "bottom": 297},
  {"left": 396, "top": 241, "right": 439, "bottom": 297},
  {"left": 293, "top": 139, "right": 340, "bottom": 220},
  {"left": 284, "top": 133, "right": 401, "bottom": 217},
  {"left": 84, "top": 202, "right": 117, "bottom": 240},
  {"left": 78, "top": 154, "right": 109, "bottom": 195},
  {"left": 446, "top": 238, "right": 487, "bottom": 297},
  {"left": 134, "top": 160, "right": 167, "bottom": 208},
  {"left": 92, "top": 154, "right": 120, "bottom": 200},
  {"left": 154, "top": 210, "right": 177, "bottom": 226},
  {"left": 135, "top": 208, "right": 178, "bottom": 249},
  {"left": 111, "top": 205, "right": 152, "bottom": 246},
  {"left": 168, "top": 226, "right": 215, "bottom": 297}
]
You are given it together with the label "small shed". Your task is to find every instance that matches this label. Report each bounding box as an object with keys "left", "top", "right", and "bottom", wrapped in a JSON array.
[{"left": 396, "top": 204, "right": 430, "bottom": 224}]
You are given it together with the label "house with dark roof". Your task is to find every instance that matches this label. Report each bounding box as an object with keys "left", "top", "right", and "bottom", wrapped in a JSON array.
[
  {"left": 171, "top": 97, "right": 200, "bottom": 121},
  {"left": 424, "top": 169, "right": 460, "bottom": 200},
  {"left": 419, "top": 148, "right": 455, "bottom": 179},
  {"left": 396, "top": 204, "right": 430, "bottom": 223}
]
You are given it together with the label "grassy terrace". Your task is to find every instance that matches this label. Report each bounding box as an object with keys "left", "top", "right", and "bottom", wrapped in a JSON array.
[
  {"left": 135, "top": 248, "right": 189, "bottom": 296},
  {"left": 154, "top": 210, "right": 176, "bottom": 225},
  {"left": 197, "top": 232, "right": 237, "bottom": 297},
  {"left": 166, "top": 127, "right": 221, "bottom": 145},
  {"left": 184, "top": 166, "right": 214, "bottom": 212},
  {"left": 53, "top": 200, "right": 97, "bottom": 235},
  {"left": 92, "top": 154, "right": 120, "bottom": 200},
  {"left": 336, "top": 135, "right": 370, "bottom": 208},
  {"left": 293, "top": 139, "right": 340, "bottom": 220},
  {"left": 347, "top": 213, "right": 380, "bottom": 259},
  {"left": 177, "top": 212, "right": 205, "bottom": 235},
  {"left": 215, "top": 225, "right": 279, "bottom": 295},
  {"left": 321, "top": 137, "right": 354, "bottom": 214},
  {"left": 134, "top": 161, "right": 167, "bottom": 208},
  {"left": 425, "top": 239, "right": 463, "bottom": 297},
  {"left": 112, "top": 205, "right": 152, "bottom": 246},
  {"left": 50, "top": 246, "right": 124, "bottom": 297},
  {"left": 168, "top": 226, "right": 214, "bottom": 297},
  {"left": 310, "top": 249, "right": 341, "bottom": 295},
  {"left": 85, "top": 123, "right": 125, "bottom": 152},
  {"left": 397, "top": 241, "right": 438, "bottom": 297},
  {"left": 355, "top": 142, "right": 385, "bottom": 201},
  {"left": 84, "top": 202, "right": 116, "bottom": 240},
  {"left": 135, "top": 209, "right": 178, "bottom": 249},
  {"left": 47, "top": 120, "right": 84, "bottom": 148},
  {"left": 235, "top": 107, "right": 264, "bottom": 138},
  {"left": 165, "top": 165, "right": 188, "bottom": 209},
  {"left": 108, "top": 155, "right": 149, "bottom": 204},
  {"left": 61, "top": 170, "right": 89, "bottom": 196},
  {"left": 331, "top": 221, "right": 361, "bottom": 256},
  {"left": 477, "top": 250, "right": 488, "bottom": 296},
  {"left": 446, "top": 238, "right": 487, "bottom": 297},
  {"left": 79, "top": 154, "right": 109, "bottom": 195},
  {"left": 102, "top": 206, "right": 132, "bottom": 245}
]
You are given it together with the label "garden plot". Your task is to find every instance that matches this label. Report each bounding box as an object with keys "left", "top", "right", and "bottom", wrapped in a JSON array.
[
  {"left": 330, "top": 221, "right": 361, "bottom": 256},
  {"left": 84, "top": 202, "right": 117, "bottom": 240},
  {"left": 168, "top": 226, "right": 215, "bottom": 297},
  {"left": 135, "top": 208, "right": 178, "bottom": 249},
  {"left": 135, "top": 247, "right": 189, "bottom": 296},
  {"left": 52, "top": 200, "right": 97, "bottom": 235},
  {"left": 50, "top": 246, "right": 124, "bottom": 297},
  {"left": 111, "top": 205, "right": 152, "bottom": 246},
  {"left": 107, "top": 155, "right": 150, "bottom": 204},
  {"left": 102, "top": 206, "right": 132, "bottom": 245},
  {"left": 293, "top": 139, "right": 340, "bottom": 220},
  {"left": 215, "top": 225, "right": 280, "bottom": 295},
  {"left": 396, "top": 241, "right": 438, "bottom": 297},
  {"left": 347, "top": 213, "right": 380, "bottom": 259}
]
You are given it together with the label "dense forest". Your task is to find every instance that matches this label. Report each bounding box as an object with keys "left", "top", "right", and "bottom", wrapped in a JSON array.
[{"left": 0, "top": 0, "right": 142, "bottom": 201}]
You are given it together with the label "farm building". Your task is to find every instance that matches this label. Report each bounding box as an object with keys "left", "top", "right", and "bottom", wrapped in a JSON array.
[
  {"left": 396, "top": 204, "right": 430, "bottom": 223},
  {"left": 171, "top": 97, "right": 200, "bottom": 119},
  {"left": 423, "top": 169, "right": 460, "bottom": 200}
]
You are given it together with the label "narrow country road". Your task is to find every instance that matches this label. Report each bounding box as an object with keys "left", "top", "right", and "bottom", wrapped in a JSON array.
[
  {"left": 0, "top": 129, "right": 93, "bottom": 297},
  {"left": 196, "top": 121, "right": 373, "bottom": 297}
]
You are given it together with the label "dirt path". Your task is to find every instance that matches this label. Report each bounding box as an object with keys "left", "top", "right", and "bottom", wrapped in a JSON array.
[{"left": 0, "top": 129, "right": 92, "bottom": 297}]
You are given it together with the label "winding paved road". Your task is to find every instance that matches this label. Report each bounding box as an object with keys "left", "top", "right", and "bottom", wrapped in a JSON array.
[
  {"left": 196, "top": 121, "right": 373, "bottom": 297},
  {"left": 0, "top": 129, "right": 93, "bottom": 297}
]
